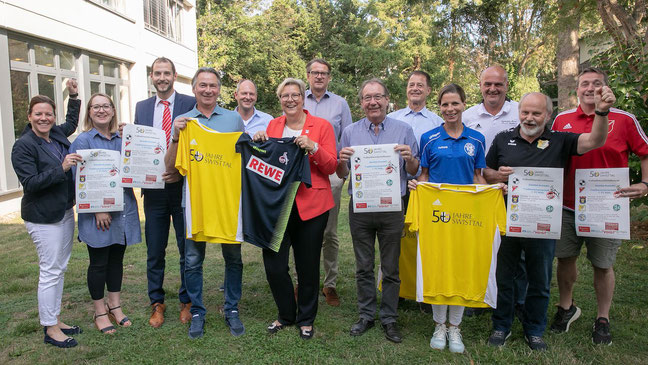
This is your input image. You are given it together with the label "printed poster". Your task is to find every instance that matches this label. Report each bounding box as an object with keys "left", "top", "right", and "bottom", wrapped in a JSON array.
[
  {"left": 350, "top": 143, "right": 402, "bottom": 213},
  {"left": 120, "top": 124, "right": 166, "bottom": 189},
  {"left": 506, "top": 167, "right": 563, "bottom": 239},
  {"left": 76, "top": 149, "right": 123, "bottom": 213},
  {"left": 574, "top": 168, "right": 630, "bottom": 239}
]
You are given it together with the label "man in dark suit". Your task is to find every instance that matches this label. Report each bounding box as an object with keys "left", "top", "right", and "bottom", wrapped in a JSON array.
[{"left": 134, "top": 57, "right": 195, "bottom": 328}]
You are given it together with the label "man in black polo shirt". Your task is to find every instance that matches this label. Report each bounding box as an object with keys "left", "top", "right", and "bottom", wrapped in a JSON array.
[{"left": 483, "top": 90, "right": 615, "bottom": 351}]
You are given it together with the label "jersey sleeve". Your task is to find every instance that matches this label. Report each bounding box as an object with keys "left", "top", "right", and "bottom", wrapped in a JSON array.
[
  {"left": 235, "top": 132, "right": 252, "bottom": 153},
  {"left": 623, "top": 113, "right": 648, "bottom": 157},
  {"left": 563, "top": 131, "right": 581, "bottom": 156},
  {"left": 420, "top": 141, "right": 430, "bottom": 169},
  {"left": 404, "top": 187, "right": 419, "bottom": 232},
  {"left": 175, "top": 123, "right": 189, "bottom": 176},
  {"left": 474, "top": 133, "right": 487, "bottom": 169},
  {"left": 494, "top": 188, "right": 507, "bottom": 235}
]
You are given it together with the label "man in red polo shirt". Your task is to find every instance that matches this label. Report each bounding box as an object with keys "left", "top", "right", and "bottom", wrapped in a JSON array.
[{"left": 551, "top": 67, "right": 648, "bottom": 345}]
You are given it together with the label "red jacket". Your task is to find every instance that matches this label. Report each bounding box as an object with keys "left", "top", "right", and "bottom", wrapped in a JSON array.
[{"left": 266, "top": 110, "right": 337, "bottom": 220}]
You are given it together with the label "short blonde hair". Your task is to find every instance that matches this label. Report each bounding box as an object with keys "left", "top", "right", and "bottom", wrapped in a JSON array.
[
  {"left": 83, "top": 93, "right": 118, "bottom": 133},
  {"left": 276, "top": 78, "right": 306, "bottom": 99}
]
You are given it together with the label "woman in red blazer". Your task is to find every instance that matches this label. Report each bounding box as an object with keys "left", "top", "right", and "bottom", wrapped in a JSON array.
[{"left": 254, "top": 78, "right": 337, "bottom": 339}]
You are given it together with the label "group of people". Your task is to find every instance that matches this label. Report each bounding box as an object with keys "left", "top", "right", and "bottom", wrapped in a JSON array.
[{"left": 12, "top": 55, "right": 647, "bottom": 353}]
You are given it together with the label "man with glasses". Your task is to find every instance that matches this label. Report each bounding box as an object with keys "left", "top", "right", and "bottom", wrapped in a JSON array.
[
  {"left": 337, "top": 78, "right": 419, "bottom": 343},
  {"left": 304, "top": 58, "right": 353, "bottom": 307},
  {"left": 134, "top": 57, "right": 195, "bottom": 328}
]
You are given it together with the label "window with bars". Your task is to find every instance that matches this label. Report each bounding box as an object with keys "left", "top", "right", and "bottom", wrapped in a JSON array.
[{"left": 143, "top": 0, "right": 183, "bottom": 42}]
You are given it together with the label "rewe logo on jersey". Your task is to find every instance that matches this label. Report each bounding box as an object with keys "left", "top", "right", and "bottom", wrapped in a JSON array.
[{"left": 247, "top": 155, "right": 285, "bottom": 184}]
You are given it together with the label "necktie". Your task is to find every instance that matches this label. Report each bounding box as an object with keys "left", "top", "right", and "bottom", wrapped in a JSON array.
[{"left": 161, "top": 100, "right": 172, "bottom": 147}]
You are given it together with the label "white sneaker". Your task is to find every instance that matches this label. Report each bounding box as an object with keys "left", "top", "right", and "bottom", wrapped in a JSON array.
[
  {"left": 447, "top": 326, "right": 465, "bottom": 353},
  {"left": 430, "top": 323, "right": 447, "bottom": 349}
]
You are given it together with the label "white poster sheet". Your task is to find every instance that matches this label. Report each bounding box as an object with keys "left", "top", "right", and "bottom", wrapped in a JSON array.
[
  {"left": 120, "top": 124, "right": 166, "bottom": 189},
  {"left": 506, "top": 167, "right": 563, "bottom": 239},
  {"left": 76, "top": 149, "right": 123, "bottom": 213},
  {"left": 350, "top": 143, "right": 402, "bottom": 213},
  {"left": 574, "top": 168, "right": 630, "bottom": 239}
]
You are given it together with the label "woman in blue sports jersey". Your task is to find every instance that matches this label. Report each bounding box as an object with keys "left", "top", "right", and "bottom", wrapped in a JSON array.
[{"left": 409, "top": 83, "right": 486, "bottom": 353}]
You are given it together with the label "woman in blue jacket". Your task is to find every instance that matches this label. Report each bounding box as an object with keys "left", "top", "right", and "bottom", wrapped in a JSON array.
[{"left": 11, "top": 81, "right": 83, "bottom": 348}]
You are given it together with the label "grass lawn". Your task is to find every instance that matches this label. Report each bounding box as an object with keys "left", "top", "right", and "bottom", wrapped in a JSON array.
[{"left": 1, "top": 194, "right": 647, "bottom": 364}]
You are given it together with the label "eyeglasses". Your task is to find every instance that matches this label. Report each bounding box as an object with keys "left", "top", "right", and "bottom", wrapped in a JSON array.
[
  {"left": 362, "top": 94, "right": 386, "bottom": 102},
  {"left": 280, "top": 93, "right": 302, "bottom": 101},
  {"left": 308, "top": 71, "right": 330, "bottom": 77},
  {"left": 90, "top": 104, "right": 112, "bottom": 112}
]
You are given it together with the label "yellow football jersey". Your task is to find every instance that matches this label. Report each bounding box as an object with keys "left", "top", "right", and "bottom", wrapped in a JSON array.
[
  {"left": 404, "top": 183, "right": 506, "bottom": 307},
  {"left": 176, "top": 120, "right": 242, "bottom": 244}
]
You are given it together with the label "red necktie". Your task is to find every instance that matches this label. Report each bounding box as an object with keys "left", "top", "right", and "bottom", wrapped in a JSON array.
[{"left": 161, "top": 100, "right": 172, "bottom": 147}]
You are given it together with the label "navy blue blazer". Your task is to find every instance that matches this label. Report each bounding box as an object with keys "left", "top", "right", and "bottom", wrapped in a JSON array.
[
  {"left": 134, "top": 92, "right": 196, "bottom": 127},
  {"left": 134, "top": 92, "right": 195, "bottom": 194},
  {"left": 11, "top": 98, "right": 81, "bottom": 223}
]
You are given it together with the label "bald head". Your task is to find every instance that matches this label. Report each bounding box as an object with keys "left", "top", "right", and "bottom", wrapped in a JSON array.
[
  {"left": 480, "top": 66, "right": 509, "bottom": 112},
  {"left": 234, "top": 79, "right": 258, "bottom": 113},
  {"left": 518, "top": 92, "right": 553, "bottom": 139}
]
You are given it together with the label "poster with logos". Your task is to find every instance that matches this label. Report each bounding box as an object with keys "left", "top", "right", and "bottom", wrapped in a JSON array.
[
  {"left": 75, "top": 149, "right": 123, "bottom": 213},
  {"left": 574, "top": 168, "right": 630, "bottom": 239},
  {"left": 350, "top": 143, "right": 402, "bottom": 213},
  {"left": 506, "top": 167, "right": 563, "bottom": 239},
  {"left": 120, "top": 124, "right": 166, "bottom": 189}
]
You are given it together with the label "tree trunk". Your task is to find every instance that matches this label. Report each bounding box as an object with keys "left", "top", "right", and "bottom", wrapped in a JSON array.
[{"left": 556, "top": 0, "right": 580, "bottom": 111}]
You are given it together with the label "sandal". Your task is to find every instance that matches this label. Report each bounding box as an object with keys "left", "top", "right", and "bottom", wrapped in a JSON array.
[
  {"left": 107, "top": 305, "right": 132, "bottom": 327},
  {"left": 94, "top": 313, "right": 116, "bottom": 334},
  {"left": 267, "top": 321, "right": 288, "bottom": 334}
]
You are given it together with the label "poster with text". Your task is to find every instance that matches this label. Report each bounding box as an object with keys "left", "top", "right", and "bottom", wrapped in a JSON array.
[
  {"left": 120, "top": 124, "right": 166, "bottom": 189},
  {"left": 574, "top": 168, "right": 630, "bottom": 239},
  {"left": 350, "top": 143, "right": 402, "bottom": 213},
  {"left": 76, "top": 149, "right": 123, "bottom": 213},
  {"left": 506, "top": 167, "right": 563, "bottom": 239}
]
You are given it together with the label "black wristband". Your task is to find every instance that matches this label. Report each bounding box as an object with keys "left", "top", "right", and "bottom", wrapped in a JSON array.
[
  {"left": 69, "top": 93, "right": 78, "bottom": 98},
  {"left": 594, "top": 109, "right": 609, "bottom": 116},
  {"left": 641, "top": 181, "right": 648, "bottom": 189}
]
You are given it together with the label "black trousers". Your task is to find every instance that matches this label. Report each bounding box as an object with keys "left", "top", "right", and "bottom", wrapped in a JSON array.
[
  {"left": 87, "top": 244, "right": 126, "bottom": 300},
  {"left": 263, "top": 205, "right": 328, "bottom": 327}
]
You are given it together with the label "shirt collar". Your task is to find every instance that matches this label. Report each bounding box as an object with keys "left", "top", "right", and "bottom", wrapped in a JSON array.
[
  {"left": 305, "top": 89, "right": 331, "bottom": 100},
  {"left": 477, "top": 100, "right": 513, "bottom": 117},
  {"left": 155, "top": 91, "right": 176, "bottom": 107},
  {"left": 512, "top": 125, "right": 553, "bottom": 143},
  {"left": 89, "top": 127, "right": 119, "bottom": 140},
  {"left": 439, "top": 123, "right": 468, "bottom": 140},
  {"left": 363, "top": 117, "right": 386, "bottom": 132},
  {"left": 575, "top": 104, "right": 592, "bottom": 118},
  {"left": 188, "top": 104, "right": 224, "bottom": 119},
  {"left": 234, "top": 106, "right": 259, "bottom": 120},
  {"left": 404, "top": 106, "right": 430, "bottom": 117}
]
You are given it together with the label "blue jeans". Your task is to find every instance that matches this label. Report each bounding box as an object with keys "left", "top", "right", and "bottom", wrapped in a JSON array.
[
  {"left": 221, "top": 244, "right": 242, "bottom": 314},
  {"left": 185, "top": 239, "right": 243, "bottom": 316},
  {"left": 143, "top": 182, "right": 188, "bottom": 305},
  {"left": 492, "top": 236, "right": 555, "bottom": 337}
]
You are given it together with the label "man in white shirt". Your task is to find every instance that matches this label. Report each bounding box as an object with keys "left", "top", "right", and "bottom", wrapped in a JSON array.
[{"left": 463, "top": 65, "right": 520, "bottom": 151}]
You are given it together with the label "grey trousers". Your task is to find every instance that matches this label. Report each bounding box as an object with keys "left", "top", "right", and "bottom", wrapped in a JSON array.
[
  {"left": 348, "top": 198, "right": 403, "bottom": 324},
  {"left": 322, "top": 174, "right": 345, "bottom": 288}
]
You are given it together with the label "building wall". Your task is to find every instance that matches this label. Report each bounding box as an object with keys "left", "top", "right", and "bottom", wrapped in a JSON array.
[{"left": 0, "top": 0, "right": 198, "bottom": 215}]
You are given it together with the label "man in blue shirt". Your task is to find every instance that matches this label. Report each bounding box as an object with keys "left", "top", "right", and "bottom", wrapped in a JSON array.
[
  {"left": 165, "top": 68, "right": 245, "bottom": 339},
  {"left": 337, "top": 78, "right": 419, "bottom": 343},
  {"left": 387, "top": 70, "right": 444, "bottom": 143},
  {"left": 234, "top": 79, "right": 273, "bottom": 136},
  {"left": 304, "top": 58, "right": 353, "bottom": 306}
]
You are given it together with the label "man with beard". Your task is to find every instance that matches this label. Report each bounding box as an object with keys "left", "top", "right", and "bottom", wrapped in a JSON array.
[
  {"left": 134, "top": 57, "right": 195, "bottom": 328},
  {"left": 484, "top": 89, "right": 615, "bottom": 351}
]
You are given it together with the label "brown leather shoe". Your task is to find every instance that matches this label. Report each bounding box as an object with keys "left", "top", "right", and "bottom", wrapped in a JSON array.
[
  {"left": 322, "top": 287, "right": 340, "bottom": 307},
  {"left": 179, "top": 302, "right": 192, "bottom": 324},
  {"left": 149, "top": 303, "right": 166, "bottom": 328}
]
